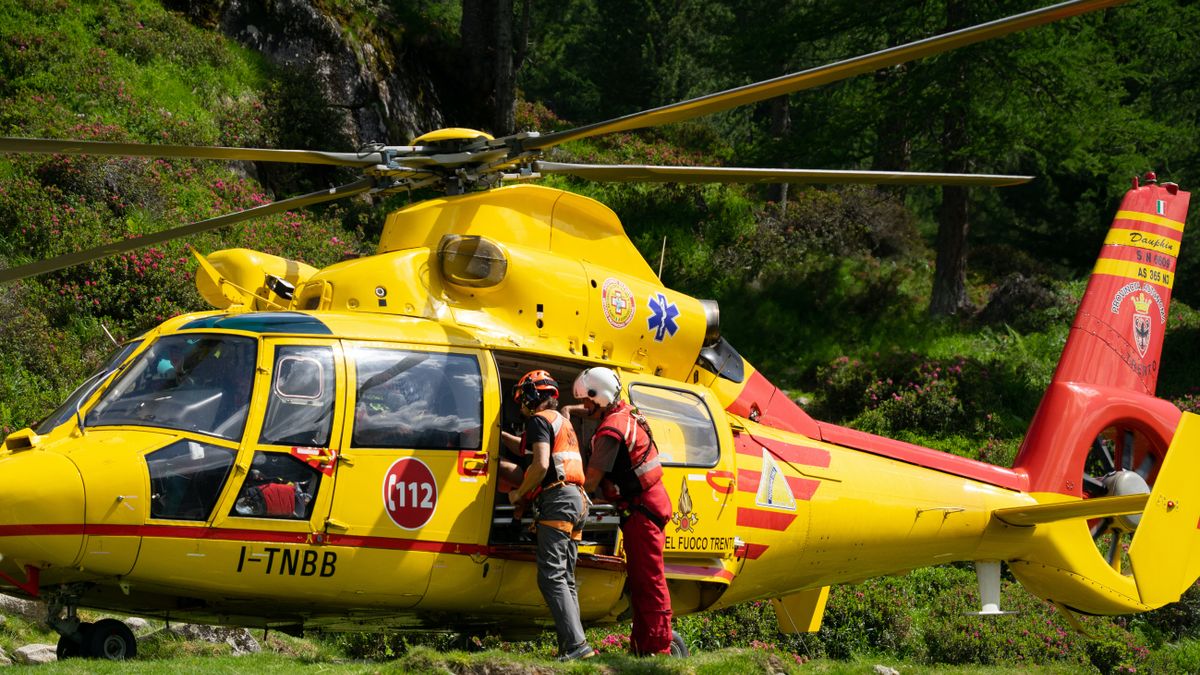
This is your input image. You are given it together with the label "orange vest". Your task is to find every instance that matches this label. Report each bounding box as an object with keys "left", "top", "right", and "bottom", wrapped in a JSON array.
[
  {"left": 534, "top": 409, "right": 585, "bottom": 486},
  {"left": 594, "top": 401, "right": 663, "bottom": 494}
]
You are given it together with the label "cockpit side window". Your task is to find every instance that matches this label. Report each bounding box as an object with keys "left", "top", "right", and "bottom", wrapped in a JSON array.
[
  {"left": 259, "top": 345, "right": 336, "bottom": 447},
  {"left": 229, "top": 451, "right": 321, "bottom": 520},
  {"left": 86, "top": 334, "right": 257, "bottom": 440},
  {"left": 629, "top": 384, "right": 720, "bottom": 467},
  {"left": 147, "top": 440, "right": 236, "bottom": 521},
  {"left": 351, "top": 347, "right": 482, "bottom": 449}
]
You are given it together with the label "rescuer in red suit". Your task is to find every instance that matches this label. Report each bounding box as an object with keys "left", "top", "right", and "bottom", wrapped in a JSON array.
[{"left": 568, "top": 366, "right": 673, "bottom": 655}]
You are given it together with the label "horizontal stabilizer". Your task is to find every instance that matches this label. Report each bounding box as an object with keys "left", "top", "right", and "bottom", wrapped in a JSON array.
[
  {"left": 993, "top": 494, "right": 1148, "bottom": 527},
  {"left": 1128, "top": 412, "right": 1200, "bottom": 606}
]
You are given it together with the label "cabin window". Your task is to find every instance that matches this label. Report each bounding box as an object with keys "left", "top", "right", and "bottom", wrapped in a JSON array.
[
  {"left": 351, "top": 348, "right": 482, "bottom": 450},
  {"left": 229, "top": 451, "right": 322, "bottom": 520},
  {"left": 146, "top": 440, "right": 236, "bottom": 521},
  {"left": 259, "top": 345, "right": 336, "bottom": 447},
  {"left": 629, "top": 385, "right": 719, "bottom": 467},
  {"left": 86, "top": 334, "right": 258, "bottom": 441}
]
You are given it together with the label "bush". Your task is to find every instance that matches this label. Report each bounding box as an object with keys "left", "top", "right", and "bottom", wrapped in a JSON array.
[
  {"left": 324, "top": 630, "right": 463, "bottom": 660},
  {"left": 819, "top": 578, "right": 921, "bottom": 660},
  {"left": 1128, "top": 582, "right": 1200, "bottom": 644},
  {"left": 920, "top": 577, "right": 1151, "bottom": 672},
  {"left": 675, "top": 599, "right": 823, "bottom": 661},
  {"left": 812, "top": 350, "right": 1005, "bottom": 442}
]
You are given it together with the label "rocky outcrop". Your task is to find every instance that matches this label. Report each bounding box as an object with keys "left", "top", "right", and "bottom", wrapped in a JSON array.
[
  {"left": 12, "top": 644, "right": 54, "bottom": 665},
  {"left": 166, "top": 623, "right": 261, "bottom": 655},
  {"left": 215, "top": 0, "right": 445, "bottom": 147},
  {"left": 0, "top": 595, "right": 42, "bottom": 623}
]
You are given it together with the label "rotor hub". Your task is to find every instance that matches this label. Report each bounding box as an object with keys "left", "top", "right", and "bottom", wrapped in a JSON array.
[{"left": 1103, "top": 469, "right": 1150, "bottom": 530}]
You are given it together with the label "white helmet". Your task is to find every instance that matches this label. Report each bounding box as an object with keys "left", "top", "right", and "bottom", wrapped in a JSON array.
[{"left": 573, "top": 367, "right": 621, "bottom": 407}]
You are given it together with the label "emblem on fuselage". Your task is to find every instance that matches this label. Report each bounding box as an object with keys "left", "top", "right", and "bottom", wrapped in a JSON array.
[
  {"left": 383, "top": 457, "right": 438, "bottom": 530},
  {"left": 647, "top": 292, "right": 680, "bottom": 342},
  {"left": 601, "top": 277, "right": 635, "bottom": 329},
  {"left": 1109, "top": 282, "right": 1166, "bottom": 359},
  {"left": 671, "top": 476, "right": 700, "bottom": 533},
  {"left": 1132, "top": 292, "right": 1153, "bottom": 357}
]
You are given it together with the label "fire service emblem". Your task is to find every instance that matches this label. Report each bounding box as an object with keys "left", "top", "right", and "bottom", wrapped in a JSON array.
[{"left": 671, "top": 477, "right": 699, "bottom": 533}]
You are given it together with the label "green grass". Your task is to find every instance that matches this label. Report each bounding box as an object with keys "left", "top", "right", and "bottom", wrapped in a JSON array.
[{"left": 15, "top": 648, "right": 1109, "bottom": 674}]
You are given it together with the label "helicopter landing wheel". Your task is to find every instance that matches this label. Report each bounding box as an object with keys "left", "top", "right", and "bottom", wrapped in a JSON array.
[
  {"left": 82, "top": 619, "right": 137, "bottom": 660},
  {"left": 55, "top": 621, "right": 92, "bottom": 660},
  {"left": 669, "top": 630, "right": 690, "bottom": 658},
  {"left": 1082, "top": 424, "right": 1167, "bottom": 575}
]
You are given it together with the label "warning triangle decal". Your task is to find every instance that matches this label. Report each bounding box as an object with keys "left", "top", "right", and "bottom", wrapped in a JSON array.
[{"left": 756, "top": 447, "right": 796, "bottom": 511}]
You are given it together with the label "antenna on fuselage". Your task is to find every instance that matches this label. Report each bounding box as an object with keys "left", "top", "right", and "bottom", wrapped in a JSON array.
[{"left": 101, "top": 323, "right": 119, "bottom": 348}]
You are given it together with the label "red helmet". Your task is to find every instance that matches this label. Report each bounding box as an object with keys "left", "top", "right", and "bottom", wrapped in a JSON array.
[{"left": 513, "top": 369, "right": 558, "bottom": 409}]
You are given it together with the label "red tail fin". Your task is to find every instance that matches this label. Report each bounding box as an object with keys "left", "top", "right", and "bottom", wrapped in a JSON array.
[
  {"left": 1014, "top": 175, "right": 1189, "bottom": 494},
  {"left": 1053, "top": 175, "right": 1189, "bottom": 393}
]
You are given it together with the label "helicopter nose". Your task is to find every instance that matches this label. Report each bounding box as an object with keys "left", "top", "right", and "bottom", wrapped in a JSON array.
[{"left": 0, "top": 451, "right": 85, "bottom": 568}]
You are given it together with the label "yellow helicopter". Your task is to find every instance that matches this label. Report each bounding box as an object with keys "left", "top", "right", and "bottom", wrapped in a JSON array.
[{"left": 0, "top": 0, "right": 1196, "bottom": 662}]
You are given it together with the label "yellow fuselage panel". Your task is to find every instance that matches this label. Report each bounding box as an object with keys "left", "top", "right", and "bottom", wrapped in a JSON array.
[
  {"left": 0, "top": 450, "right": 87, "bottom": 568},
  {"left": 67, "top": 428, "right": 175, "bottom": 577},
  {"left": 198, "top": 249, "right": 318, "bottom": 310},
  {"left": 301, "top": 187, "right": 711, "bottom": 377},
  {"left": 717, "top": 418, "right": 1037, "bottom": 608},
  {"left": 131, "top": 538, "right": 426, "bottom": 609},
  {"left": 376, "top": 185, "right": 658, "bottom": 284}
]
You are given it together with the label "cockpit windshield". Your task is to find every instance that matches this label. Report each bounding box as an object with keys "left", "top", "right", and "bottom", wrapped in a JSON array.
[
  {"left": 36, "top": 339, "right": 143, "bottom": 435},
  {"left": 87, "top": 334, "right": 258, "bottom": 440}
]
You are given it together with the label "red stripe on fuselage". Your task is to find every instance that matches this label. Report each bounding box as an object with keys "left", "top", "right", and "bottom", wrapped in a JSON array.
[
  {"left": 734, "top": 433, "right": 831, "bottom": 468},
  {"left": 735, "top": 508, "right": 796, "bottom": 531},
  {"left": 741, "top": 543, "right": 768, "bottom": 560},
  {"left": 0, "top": 523, "right": 483, "bottom": 556},
  {"left": 726, "top": 370, "right": 822, "bottom": 437}
]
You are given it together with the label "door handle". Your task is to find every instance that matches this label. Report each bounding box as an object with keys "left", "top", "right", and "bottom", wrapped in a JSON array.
[{"left": 459, "top": 450, "right": 488, "bottom": 477}]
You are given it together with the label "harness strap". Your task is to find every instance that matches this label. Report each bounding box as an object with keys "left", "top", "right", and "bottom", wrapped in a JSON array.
[
  {"left": 537, "top": 519, "right": 584, "bottom": 541},
  {"left": 529, "top": 478, "right": 583, "bottom": 500}
]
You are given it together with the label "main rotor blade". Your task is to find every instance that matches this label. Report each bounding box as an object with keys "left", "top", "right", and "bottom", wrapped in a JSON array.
[
  {"left": 537, "top": 162, "right": 1033, "bottom": 187},
  {"left": 0, "top": 177, "right": 376, "bottom": 285},
  {"left": 523, "top": 0, "right": 1127, "bottom": 150},
  {"left": 0, "top": 137, "right": 385, "bottom": 167}
]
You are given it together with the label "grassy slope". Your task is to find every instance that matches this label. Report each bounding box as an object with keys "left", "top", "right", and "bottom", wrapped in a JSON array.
[{"left": 0, "top": 0, "right": 369, "bottom": 431}]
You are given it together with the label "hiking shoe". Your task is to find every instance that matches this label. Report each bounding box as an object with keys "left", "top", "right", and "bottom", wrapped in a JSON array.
[{"left": 557, "top": 644, "right": 595, "bottom": 661}]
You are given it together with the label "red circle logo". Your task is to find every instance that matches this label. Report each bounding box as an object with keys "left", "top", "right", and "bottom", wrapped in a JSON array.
[{"left": 382, "top": 458, "right": 438, "bottom": 529}]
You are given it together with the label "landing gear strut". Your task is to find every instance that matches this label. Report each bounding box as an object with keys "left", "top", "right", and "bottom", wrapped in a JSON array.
[{"left": 47, "top": 588, "right": 137, "bottom": 660}]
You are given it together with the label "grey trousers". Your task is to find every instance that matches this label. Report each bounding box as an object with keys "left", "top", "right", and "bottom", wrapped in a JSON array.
[{"left": 535, "top": 484, "right": 588, "bottom": 656}]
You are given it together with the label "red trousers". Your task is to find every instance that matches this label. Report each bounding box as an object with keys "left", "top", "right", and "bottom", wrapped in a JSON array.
[{"left": 623, "top": 484, "right": 672, "bottom": 655}]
